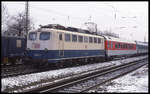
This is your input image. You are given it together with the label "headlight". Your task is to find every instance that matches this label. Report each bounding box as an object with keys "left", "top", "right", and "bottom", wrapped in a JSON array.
[{"left": 44, "top": 48, "right": 48, "bottom": 52}]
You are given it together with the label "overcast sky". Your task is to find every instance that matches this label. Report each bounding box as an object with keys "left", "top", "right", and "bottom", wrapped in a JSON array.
[{"left": 2, "top": 1, "right": 148, "bottom": 42}]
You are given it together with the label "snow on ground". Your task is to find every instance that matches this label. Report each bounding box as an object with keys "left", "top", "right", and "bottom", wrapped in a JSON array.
[
  {"left": 96, "top": 62, "right": 148, "bottom": 93},
  {"left": 1, "top": 55, "right": 147, "bottom": 92}
]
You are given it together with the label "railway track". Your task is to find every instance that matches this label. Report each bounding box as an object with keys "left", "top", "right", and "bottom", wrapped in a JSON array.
[
  {"left": 1, "top": 54, "right": 144, "bottom": 78},
  {"left": 18, "top": 57, "right": 148, "bottom": 93},
  {"left": 0, "top": 57, "right": 115, "bottom": 78},
  {"left": 1, "top": 64, "right": 46, "bottom": 78}
]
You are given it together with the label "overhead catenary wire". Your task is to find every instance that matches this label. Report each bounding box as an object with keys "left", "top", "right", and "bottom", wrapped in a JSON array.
[{"left": 9, "top": 3, "right": 87, "bottom": 23}]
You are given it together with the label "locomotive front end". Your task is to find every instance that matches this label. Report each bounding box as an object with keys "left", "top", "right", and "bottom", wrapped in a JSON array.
[{"left": 25, "top": 29, "right": 56, "bottom": 65}]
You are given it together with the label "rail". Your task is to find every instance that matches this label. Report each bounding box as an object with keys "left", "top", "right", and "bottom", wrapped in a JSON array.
[{"left": 22, "top": 58, "right": 148, "bottom": 93}]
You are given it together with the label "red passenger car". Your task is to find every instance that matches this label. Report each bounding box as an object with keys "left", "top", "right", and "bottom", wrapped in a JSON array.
[{"left": 104, "top": 36, "right": 137, "bottom": 58}]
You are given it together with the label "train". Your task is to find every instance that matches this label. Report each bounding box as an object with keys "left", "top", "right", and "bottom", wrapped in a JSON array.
[
  {"left": 1, "top": 24, "right": 148, "bottom": 66},
  {"left": 24, "top": 24, "right": 148, "bottom": 67},
  {"left": 1, "top": 35, "right": 26, "bottom": 65}
]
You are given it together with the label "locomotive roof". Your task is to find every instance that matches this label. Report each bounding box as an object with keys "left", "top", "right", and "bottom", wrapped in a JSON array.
[
  {"left": 39, "top": 24, "right": 99, "bottom": 35},
  {"left": 29, "top": 28, "right": 104, "bottom": 38},
  {"left": 103, "top": 35, "right": 136, "bottom": 44}
]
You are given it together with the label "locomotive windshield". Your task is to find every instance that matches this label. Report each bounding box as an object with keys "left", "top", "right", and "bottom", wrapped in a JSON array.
[
  {"left": 29, "top": 32, "right": 37, "bottom": 40},
  {"left": 40, "top": 32, "right": 50, "bottom": 40}
]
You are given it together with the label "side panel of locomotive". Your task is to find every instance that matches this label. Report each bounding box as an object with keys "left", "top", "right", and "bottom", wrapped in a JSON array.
[
  {"left": 26, "top": 28, "right": 106, "bottom": 63},
  {"left": 54, "top": 29, "right": 105, "bottom": 60}
]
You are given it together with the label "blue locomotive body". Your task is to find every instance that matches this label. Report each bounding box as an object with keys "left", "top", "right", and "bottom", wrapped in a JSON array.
[
  {"left": 26, "top": 50, "right": 105, "bottom": 63},
  {"left": 1, "top": 36, "right": 26, "bottom": 64}
]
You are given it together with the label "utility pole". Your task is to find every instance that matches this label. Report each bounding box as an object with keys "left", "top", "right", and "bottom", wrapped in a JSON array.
[
  {"left": 144, "top": 35, "right": 146, "bottom": 42},
  {"left": 67, "top": 16, "right": 70, "bottom": 26},
  {"left": 25, "top": 1, "right": 29, "bottom": 36}
]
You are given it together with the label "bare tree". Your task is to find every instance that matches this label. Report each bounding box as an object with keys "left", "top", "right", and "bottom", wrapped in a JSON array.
[
  {"left": 103, "top": 30, "right": 119, "bottom": 38},
  {"left": 2, "top": 3, "right": 9, "bottom": 33},
  {"left": 5, "top": 12, "right": 34, "bottom": 37}
]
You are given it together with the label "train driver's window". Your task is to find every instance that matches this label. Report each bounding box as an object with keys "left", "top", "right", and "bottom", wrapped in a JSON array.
[{"left": 40, "top": 32, "right": 50, "bottom": 40}]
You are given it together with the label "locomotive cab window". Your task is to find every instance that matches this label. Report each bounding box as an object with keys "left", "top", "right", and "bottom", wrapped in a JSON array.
[
  {"left": 40, "top": 32, "right": 50, "bottom": 40},
  {"left": 29, "top": 32, "right": 37, "bottom": 40}
]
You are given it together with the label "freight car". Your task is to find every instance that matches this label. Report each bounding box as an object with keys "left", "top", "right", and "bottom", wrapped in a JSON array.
[{"left": 1, "top": 35, "right": 26, "bottom": 65}]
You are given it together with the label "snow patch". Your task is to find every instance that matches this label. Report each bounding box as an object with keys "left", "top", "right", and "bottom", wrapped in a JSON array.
[
  {"left": 104, "top": 64, "right": 148, "bottom": 93},
  {"left": 1, "top": 55, "right": 148, "bottom": 92}
]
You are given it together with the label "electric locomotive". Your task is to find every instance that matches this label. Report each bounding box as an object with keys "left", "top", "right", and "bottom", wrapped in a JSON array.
[{"left": 26, "top": 24, "right": 106, "bottom": 66}]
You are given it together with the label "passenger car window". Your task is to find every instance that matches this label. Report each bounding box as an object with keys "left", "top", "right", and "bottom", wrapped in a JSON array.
[
  {"left": 123, "top": 44, "right": 126, "bottom": 48},
  {"left": 65, "top": 34, "right": 71, "bottom": 41},
  {"left": 118, "top": 43, "right": 120, "bottom": 48},
  {"left": 78, "top": 35, "right": 83, "bottom": 42},
  {"left": 72, "top": 34, "right": 77, "bottom": 42},
  {"left": 40, "top": 32, "right": 50, "bottom": 40},
  {"left": 107, "top": 41, "right": 110, "bottom": 48},
  {"left": 29, "top": 32, "right": 37, "bottom": 40},
  {"left": 115, "top": 43, "right": 118, "bottom": 48},
  {"left": 111, "top": 42, "right": 113, "bottom": 48}
]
